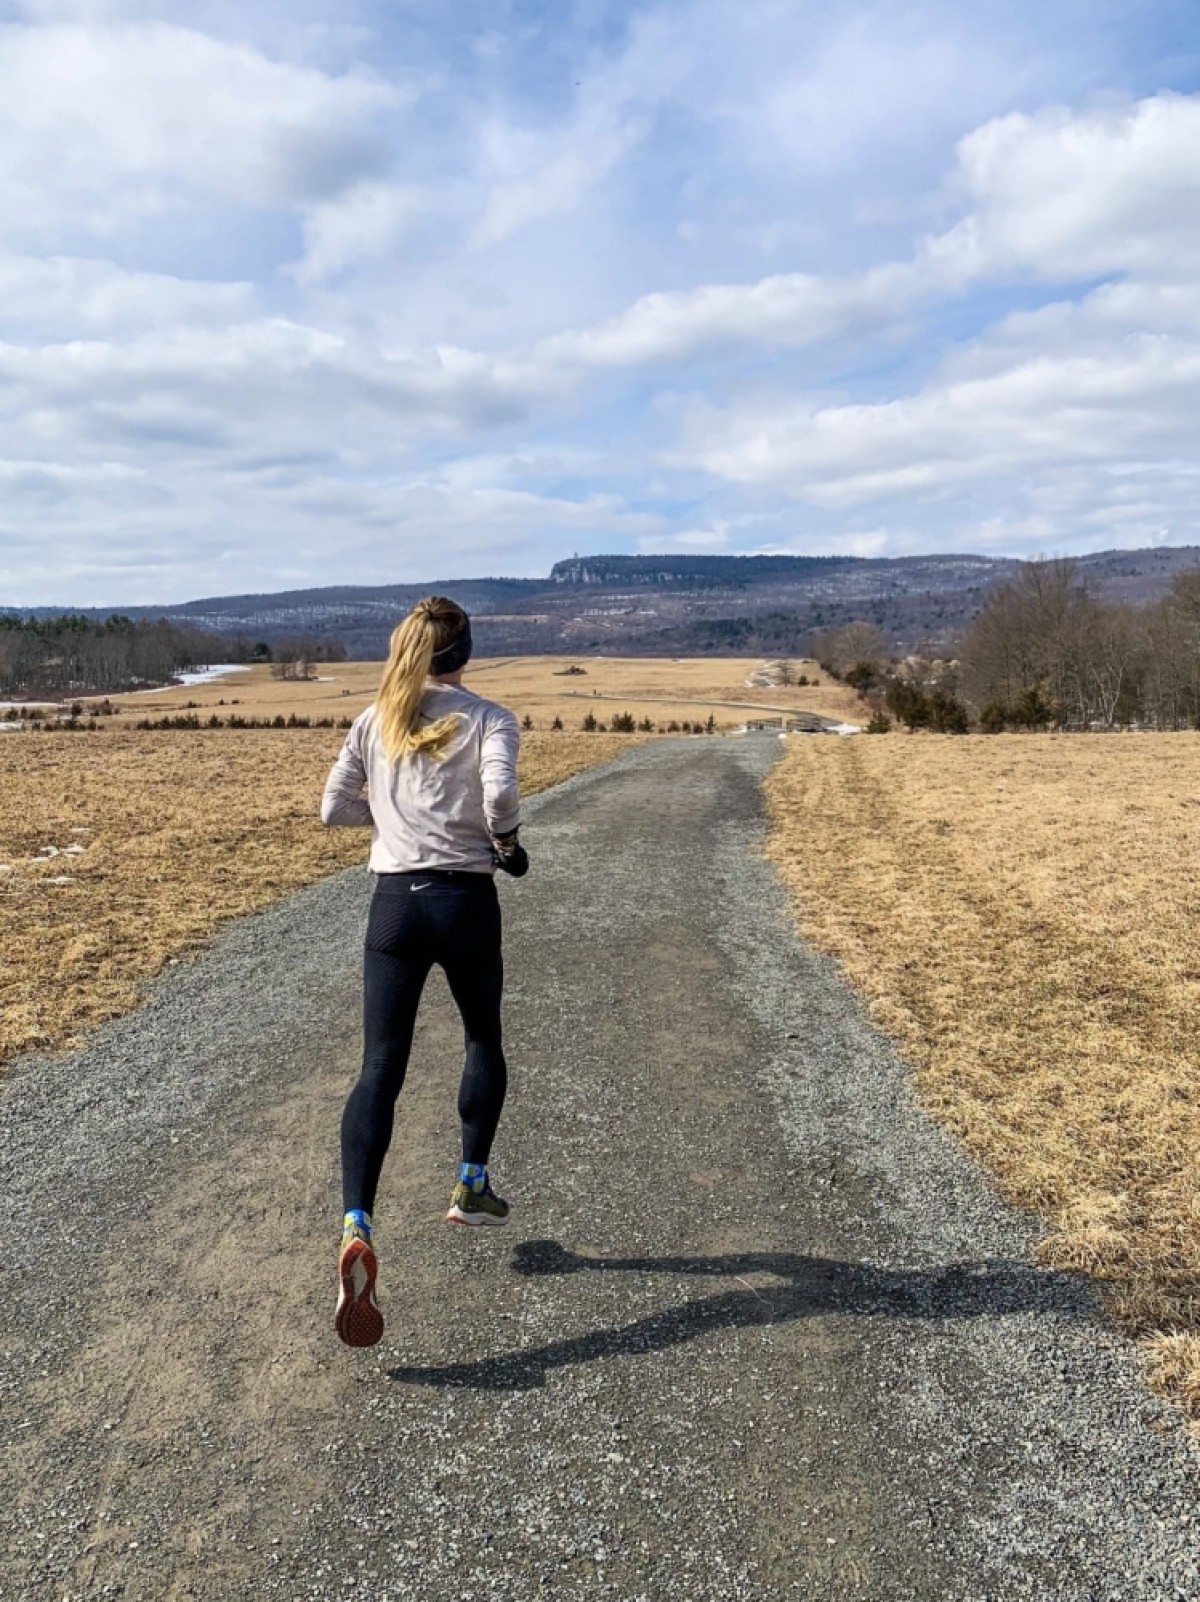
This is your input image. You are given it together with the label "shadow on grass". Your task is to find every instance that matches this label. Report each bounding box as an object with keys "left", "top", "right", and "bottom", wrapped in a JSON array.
[{"left": 388, "top": 1239, "right": 1087, "bottom": 1391}]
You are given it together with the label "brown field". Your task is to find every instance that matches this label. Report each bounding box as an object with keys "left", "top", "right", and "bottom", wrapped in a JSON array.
[
  {"left": 1, "top": 647, "right": 854, "bottom": 1074},
  {"left": 765, "top": 732, "right": 1200, "bottom": 1417},
  {"left": 0, "top": 729, "right": 639, "bottom": 1071},
  {"left": 79, "top": 655, "right": 863, "bottom": 730},
  {"left": 463, "top": 655, "right": 861, "bottom": 728}
]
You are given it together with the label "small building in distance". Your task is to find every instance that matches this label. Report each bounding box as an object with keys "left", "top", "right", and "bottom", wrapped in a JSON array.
[
  {"left": 784, "top": 714, "right": 827, "bottom": 734},
  {"left": 743, "top": 717, "right": 784, "bottom": 732}
]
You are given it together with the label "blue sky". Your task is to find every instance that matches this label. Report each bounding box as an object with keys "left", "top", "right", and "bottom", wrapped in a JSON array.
[{"left": 1, "top": 0, "right": 1199, "bottom": 603}]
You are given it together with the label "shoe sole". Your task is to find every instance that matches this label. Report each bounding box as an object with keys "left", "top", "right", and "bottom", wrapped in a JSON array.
[
  {"left": 445, "top": 1204, "right": 509, "bottom": 1227},
  {"left": 335, "top": 1238, "right": 384, "bottom": 1347}
]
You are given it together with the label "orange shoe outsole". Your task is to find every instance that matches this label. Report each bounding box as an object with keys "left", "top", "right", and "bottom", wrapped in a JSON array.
[{"left": 335, "top": 1237, "right": 384, "bottom": 1348}]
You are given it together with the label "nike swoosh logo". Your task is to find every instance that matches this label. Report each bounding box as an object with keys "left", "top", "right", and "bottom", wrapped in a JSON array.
[{"left": 410, "top": 881, "right": 432, "bottom": 892}]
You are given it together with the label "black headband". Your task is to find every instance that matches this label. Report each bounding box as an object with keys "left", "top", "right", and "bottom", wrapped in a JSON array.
[{"left": 430, "top": 615, "right": 472, "bottom": 674}]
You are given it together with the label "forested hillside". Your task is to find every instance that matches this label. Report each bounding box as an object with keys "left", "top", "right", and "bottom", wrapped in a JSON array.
[{"left": 8, "top": 546, "right": 1199, "bottom": 661}]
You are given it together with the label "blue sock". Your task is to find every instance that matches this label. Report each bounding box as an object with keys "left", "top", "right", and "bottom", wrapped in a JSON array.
[
  {"left": 343, "top": 1208, "right": 372, "bottom": 1236},
  {"left": 460, "top": 1162, "right": 487, "bottom": 1195}
]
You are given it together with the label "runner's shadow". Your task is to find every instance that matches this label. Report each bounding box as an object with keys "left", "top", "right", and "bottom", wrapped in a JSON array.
[{"left": 388, "top": 1239, "right": 1089, "bottom": 1391}]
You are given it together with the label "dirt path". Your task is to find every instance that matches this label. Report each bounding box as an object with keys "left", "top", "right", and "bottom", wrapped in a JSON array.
[{"left": 1, "top": 740, "right": 1197, "bottom": 1601}]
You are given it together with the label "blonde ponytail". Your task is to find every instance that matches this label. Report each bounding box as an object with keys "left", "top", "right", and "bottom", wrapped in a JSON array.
[{"left": 373, "top": 596, "right": 468, "bottom": 762}]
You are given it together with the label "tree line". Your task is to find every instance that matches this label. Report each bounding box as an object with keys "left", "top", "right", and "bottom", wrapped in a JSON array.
[
  {"left": 0, "top": 613, "right": 352, "bottom": 697},
  {"left": 0, "top": 614, "right": 226, "bottom": 697},
  {"left": 957, "top": 560, "right": 1200, "bottom": 731},
  {"left": 810, "top": 558, "right": 1200, "bottom": 732}
]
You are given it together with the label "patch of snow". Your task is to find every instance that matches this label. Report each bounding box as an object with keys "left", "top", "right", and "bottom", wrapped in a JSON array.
[
  {"left": 64, "top": 844, "right": 85, "bottom": 855},
  {"left": 127, "top": 664, "right": 251, "bottom": 695},
  {"left": 0, "top": 721, "right": 22, "bottom": 731},
  {"left": 37, "top": 845, "right": 61, "bottom": 858},
  {"left": 46, "top": 875, "right": 77, "bottom": 885},
  {"left": 2, "top": 664, "right": 250, "bottom": 707},
  {"left": 830, "top": 723, "right": 862, "bottom": 736}
]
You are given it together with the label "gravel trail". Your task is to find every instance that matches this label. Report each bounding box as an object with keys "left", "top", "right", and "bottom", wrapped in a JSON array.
[{"left": 1, "top": 737, "right": 1197, "bottom": 1601}]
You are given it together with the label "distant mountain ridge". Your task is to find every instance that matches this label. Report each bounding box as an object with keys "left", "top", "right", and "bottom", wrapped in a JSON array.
[{"left": 10, "top": 546, "right": 1199, "bottom": 658}]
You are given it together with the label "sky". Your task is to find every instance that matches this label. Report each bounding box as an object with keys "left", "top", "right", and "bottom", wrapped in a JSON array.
[{"left": 1, "top": 0, "right": 1200, "bottom": 604}]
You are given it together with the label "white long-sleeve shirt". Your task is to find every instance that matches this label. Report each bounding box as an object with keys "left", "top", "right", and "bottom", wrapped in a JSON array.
[{"left": 320, "top": 683, "right": 521, "bottom": 875}]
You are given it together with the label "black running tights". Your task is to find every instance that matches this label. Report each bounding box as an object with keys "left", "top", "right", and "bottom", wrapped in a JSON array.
[{"left": 341, "top": 871, "right": 508, "bottom": 1214}]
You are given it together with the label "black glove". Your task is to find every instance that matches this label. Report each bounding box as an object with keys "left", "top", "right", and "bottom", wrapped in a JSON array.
[{"left": 490, "top": 828, "right": 529, "bottom": 877}]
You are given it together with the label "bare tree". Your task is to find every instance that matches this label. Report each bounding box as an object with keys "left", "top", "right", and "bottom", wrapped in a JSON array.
[
  {"left": 1081, "top": 603, "right": 1139, "bottom": 728},
  {"left": 958, "top": 557, "right": 1200, "bottom": 729},
  {"left": 270, "top": 643, "right": 298, "bottom": 681},
  {"left": 1141, "top": 575, "right": 1200, "bottom": 728},
  {"left": 808, "top": 621, "right": 889, "bottom": 677},
  {"left": 960, "top": 559, "right": 1095, "bottom": 725}
]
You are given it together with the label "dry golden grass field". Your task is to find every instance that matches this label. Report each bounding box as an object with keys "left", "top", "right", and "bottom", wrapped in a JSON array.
[
  {"left": 0, "top": 728, "right": 638, "bottom": 1072},
  {"left": 79, "top": 655, "right": 862, "bottom": 729},
  {"left": 1, "top": 651, "right": 853, "bottom": 1074},
  {"left": 765, "top": 732, "right": 1200, "bottom": 1417}
]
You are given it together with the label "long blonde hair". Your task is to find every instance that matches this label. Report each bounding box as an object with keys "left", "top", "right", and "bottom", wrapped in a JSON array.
[{"left": 373, "top": 595, "right": 468, "bottom": 762}]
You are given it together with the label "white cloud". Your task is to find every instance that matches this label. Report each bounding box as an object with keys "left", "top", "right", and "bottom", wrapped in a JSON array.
[
  {"left": 0, "top": 254, "right": 255, "bottom": 336},
  {"left": 293, "top": 181, "right": 427, "bottom": 284},
  {"left": 931, "top": 93, "right": 1200, "bottom": 282},
  {"left": 678, "top": 337, "right": 1200, "bottom": 501},
  {"left": 0, "top": 471, "right": 665, "bottom": 603},
  {"left": 650, "top": 89, "right": 1200, "bottom": 554},
  {"left": 429, "top": 445, "right": 605, "bottom": 493},
  {"left": 766, "top": 528, "right": 896, "bottom": 559},
  {"left": 530, "top": 261, "right": 923, "bottom": 369},
  {"left": 3, "top": 3, "right": 1200, "bottom": 600},
  {"left": 0, "top": 21, "right": 403, "bottom": 243},
  {"left": 0, "top": 320, "right": 540, "bottom": 477},
  {"left": 460, "top": 90, "right": 1200, "bottom": 387},
  {"left": 635, "top": 513, "right": 774, "bottom": 554}
]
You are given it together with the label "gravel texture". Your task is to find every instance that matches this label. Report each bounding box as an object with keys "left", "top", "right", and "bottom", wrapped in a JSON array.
[{"left": 1, "top": 736, "right": 1198, "bottom": 1601}]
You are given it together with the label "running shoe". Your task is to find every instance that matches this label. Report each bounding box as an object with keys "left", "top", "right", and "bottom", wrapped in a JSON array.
[
  {"left": 335, "top": 1220, "right": 384, "bottom": 1347},
  {"left": 445, "top": 1178, "right": 510, "bottom": 1227}
]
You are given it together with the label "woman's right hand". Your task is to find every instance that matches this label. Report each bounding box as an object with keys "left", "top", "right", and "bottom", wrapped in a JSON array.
[{"left": 490, "top": 828, "right": 529, "bottom": 877}]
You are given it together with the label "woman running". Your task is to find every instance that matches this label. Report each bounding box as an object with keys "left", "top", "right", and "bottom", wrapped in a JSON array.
[{"left": 320, "top": 595, "right": 527, "bottom": 1348}]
